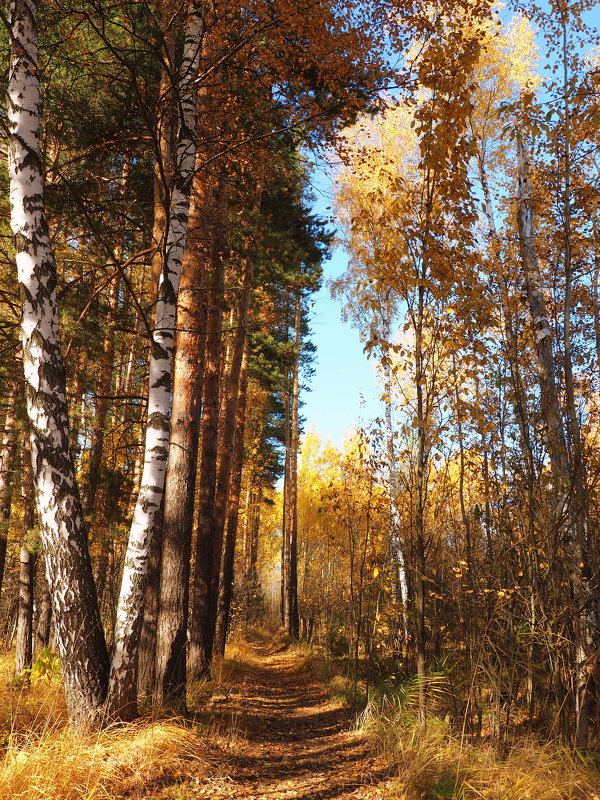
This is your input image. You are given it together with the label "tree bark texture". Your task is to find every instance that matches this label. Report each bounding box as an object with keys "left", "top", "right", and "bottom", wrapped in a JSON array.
[
  {"left": 208, "top": 252, "right": 256, "bottom": 649},
  {"left": 0, "top": 386, "right": 17, "bottom": 601},
  {"left": 15, "top": 434, "right": 36, "bottom": 676},
  {"left": 284, "top": 295, "right": 301, "bottom": 639},
  {"left": 34, "top": 559, "right": 52, "bottom": 657},
  {"left": 516, "top": 135, "right": 592, "bottom": 747},
  {"left": 107, "top": 0, "right": 204, "bottom": 719},
  {"left": 84, "top": 158, "right": 129, "bottom": 516},
  {"left": 155, "top": 184, "right": 208, "bottom": 707},
  {"left": 214, "top": 342, "right": 249, "bottom": 656},
  {"left": 7, "top": 0, "right": 109, "bottom": 725},
  {"left": 188, "top": 185, "right": 227, "bottom": 678},
  {"left": 381, "top": 299, "right": 409, "bottom": 649}
]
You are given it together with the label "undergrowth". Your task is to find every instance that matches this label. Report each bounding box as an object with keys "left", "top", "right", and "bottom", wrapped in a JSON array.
[
  {"left": 288, "top": 641, "right": 600, "bottom": 799},
  {"left": 0, "top": 649, "right": 222, "bottom": 799},
  {"left": 358, "top": 674, "right": 600, "bottom": 799},
  {"left": 3, "top": 638, "right": 599, "bottom": 799}
]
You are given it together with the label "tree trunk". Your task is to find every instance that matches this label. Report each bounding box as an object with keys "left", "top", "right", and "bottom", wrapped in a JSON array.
[
  {"left": 414, "top": 284, "right": 427, "bottom": 727},
  {"left": 208, "top": 250, "right": 256, "bottom": 651},
  {"left": 381, "top": 297, "right": 409, "bottom": 652},
  {"left": 284, "top": 294, "right": 301, "bottom": 639},
  {"left": 214, "top": 342, "right": 249, "bottom": 656},
  {"left": 137, "top": 508, "right": 162, "bottom": 702},
  {"left": 34, "top": 559, "right": 52, "bottom": 656},
  {"left": 107, "top": 0, "right": 203, "bottom": 719},
  {"left": 15, "top": 434, "right": 36, "bottom": 676},
  {"left": 516, "top": 135, "right": 591, "bottom": 747},
  {"left": 154, "top": 185, "right": 208, "bottom": 709},
  {"left": 0, "top": 386, "right": 17, "bottom": 601},
  {"left": 84, "top": 159, "right": 129, "bottom": 516},
  {"left": 149, "top": 11, "right": 175, "bottom": 306},
  {"left": 188, "top": 185, "right": 227, "bottom": 678},
  {"left": 7, "top": 0, "right": 109, "bottom": 725},
  {"left": 281, "top": 400, "right": 290, "bottom": 625}
]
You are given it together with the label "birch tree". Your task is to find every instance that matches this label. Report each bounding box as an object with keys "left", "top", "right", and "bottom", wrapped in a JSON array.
[
  {"left": 6, "top": 0, "right": 110, "bottom": 726},
  {"left": 107, "top": 0, "right": 204, "bottom": 718}
]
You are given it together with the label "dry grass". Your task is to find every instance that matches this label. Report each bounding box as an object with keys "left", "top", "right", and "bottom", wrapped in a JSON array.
[
  {"left": 0, "top": 650, "right": 217, "bottom": 800},
  {"left": 359, "top": 702, "right": 600, "bottom": 800},
  {"left": 0, "top": 651, "right": 67, "bottom": 744},
  {"left": 187, "top": 637, "right": 258, "bottom": 710},
  {"left": 0, "top": 719, "right": 210, "bottom": 800}
]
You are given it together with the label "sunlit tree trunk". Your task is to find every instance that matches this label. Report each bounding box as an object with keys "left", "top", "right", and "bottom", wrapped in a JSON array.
[
  {"left": 380, "top": 298, "right": 409, "bottom": 651},
  {"left": 281, "top": 395, "right": 290, "bottom": 625},
  {"left": 149, "top": 6, "right": 175, "bottom": 304},
  {"left": 107, "top": 0, "right": 203, "bottom": 719},
  {"left": 209, "top": 194, "right": 260, "bottom": 654},
  {"left": 189, "top": 182, "right": 227, "bottom": 678},
  {"left": 155, "top": 184, "right": 208, "bottom": 707},
  {"left": 34, "top": 559, "right": 51, "bottom": 657},
  {"left": 7, "top": 0, "right": 109, "bottom": 725},
  {"left": 284, "top": 294, "right": 301, "bottom": 639},
  {"left": 0, "top": 385, "right": 17, "bottom": 600},
  {"left": 137, "top": 512, "right": 162, "bottom": 700},
  {"left": 413, "top": 283, "right": 427, "bottom": 728},
  {"left": 517, "top": 135, "right": 591, "bottom": 746}
]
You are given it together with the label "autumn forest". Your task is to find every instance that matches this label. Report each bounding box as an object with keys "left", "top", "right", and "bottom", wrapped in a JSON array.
[{"left": 1, "top": 0, "right": 600, "bottom": 797}]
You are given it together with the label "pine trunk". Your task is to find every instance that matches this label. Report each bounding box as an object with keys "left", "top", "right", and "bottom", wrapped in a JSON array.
[
  {"left": 284, "top": 295, "right": 301, "bottom": 639},
  {"left": 188, "top": 194, "right": 227, "bottom": 678},
  {"left": 154, "top": 185, "right": 208, "bottom": 708},
  {"left": 85, "top": 159, "right": 129, "bottom": 516},
  {"left": 208, "top": 254, "right": 255, "bottom": 652},
  {"left": 214, "top": 343, "right": 249, "bottom": 656}
]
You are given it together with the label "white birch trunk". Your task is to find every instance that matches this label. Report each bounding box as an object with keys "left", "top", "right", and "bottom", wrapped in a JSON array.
[
  {"left": 107, "top": 1, "right": 204, "bottom": 718},
  {"left": 0, "top": 387, "right": 16, "bottom": 496},
  {"left": 380, "top": 301, "right": 409, "bottom": 649},
  {"left": 516, "top": 137, "right": 569, "bottom": 480},
  {"left": 7, "top": 0, "right": 109, "bottom": 726}
]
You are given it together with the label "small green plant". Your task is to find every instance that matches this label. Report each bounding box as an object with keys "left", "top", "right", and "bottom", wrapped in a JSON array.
[
  {"left": 31, "top": 649, "right": 61, "bottom": 681},
  {"left": 425, "top": 771, "right": 464, "bottom": 799}
]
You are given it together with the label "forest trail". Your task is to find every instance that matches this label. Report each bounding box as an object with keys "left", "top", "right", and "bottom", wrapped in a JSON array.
[{"left": 182, "top": 641, "right": 390, "bottom": 800}]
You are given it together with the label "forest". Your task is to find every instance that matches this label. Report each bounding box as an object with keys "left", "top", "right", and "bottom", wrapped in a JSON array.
[{"left": 1, "top": 0, "right": 600, "bottom": 797}]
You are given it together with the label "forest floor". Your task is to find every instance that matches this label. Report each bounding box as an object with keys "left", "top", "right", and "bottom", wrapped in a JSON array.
[
  {"left": 2, "top": 638, "right": 599, "bottom": 799},
  {"left": 173, "top": 639, "right": 390, "bottom": 800}
]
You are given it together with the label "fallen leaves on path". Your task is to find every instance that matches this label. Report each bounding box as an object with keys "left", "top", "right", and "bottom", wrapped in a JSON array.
[{"left": 161, "top": 643, "right": 393, "bottom": 800}]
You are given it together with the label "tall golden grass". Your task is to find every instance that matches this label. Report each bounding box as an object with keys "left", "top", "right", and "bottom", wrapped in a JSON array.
[
  {"left": 0, "top": 652, "right": 213, "bottom": 800},
  {"left": 0, "top": 720, "right": 209, "bottom": 800},
  {"left": 358, "top": 690, "right": 600, "bottom": 800}
]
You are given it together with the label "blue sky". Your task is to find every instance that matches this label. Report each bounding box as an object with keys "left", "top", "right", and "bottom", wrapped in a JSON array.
[{"left": 301, "top": 167, "right": 382, "bottom": 448}]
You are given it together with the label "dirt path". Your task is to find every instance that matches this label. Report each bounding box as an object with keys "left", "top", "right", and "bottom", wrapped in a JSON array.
[{"left": 182, "top": 644, "right": 390, "bottom": 800}]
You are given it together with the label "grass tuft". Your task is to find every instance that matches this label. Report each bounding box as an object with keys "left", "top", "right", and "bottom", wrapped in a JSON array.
[
  {"left": 0, "top": 719, "right": 209, "bottom": 799},
  {"left": 358, "top": 698, "right": 600, "bottom": 799}
]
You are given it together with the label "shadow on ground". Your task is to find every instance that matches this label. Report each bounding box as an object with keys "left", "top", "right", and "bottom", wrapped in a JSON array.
[{"left": 175, "top": 643, "right": 390, "bottom": 800}]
